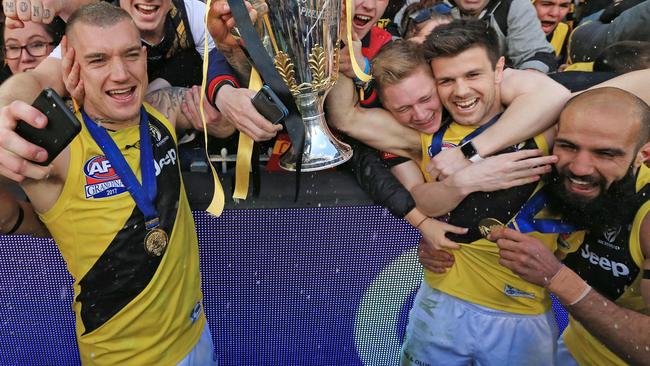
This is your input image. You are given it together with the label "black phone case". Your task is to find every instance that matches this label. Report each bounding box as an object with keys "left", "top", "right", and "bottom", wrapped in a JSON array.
[
  {"left": 15, "top": 88, "right": 81, "bottom": 166},
  {"left": 251, "top": 87, "right": 288, "bottom": 124}
]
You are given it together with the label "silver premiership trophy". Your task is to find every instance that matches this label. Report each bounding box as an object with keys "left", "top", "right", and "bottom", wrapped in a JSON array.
[{"left": 246, "top": 0, "right": 352, "bottom": 171}]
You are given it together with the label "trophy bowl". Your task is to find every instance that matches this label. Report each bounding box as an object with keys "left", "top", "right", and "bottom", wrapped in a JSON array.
[{"left": 249, "top": 0, "right": 353, "bottom": 171}]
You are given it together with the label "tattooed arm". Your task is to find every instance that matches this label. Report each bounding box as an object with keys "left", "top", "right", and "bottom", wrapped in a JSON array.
[
  {"left": 207, "top": 0, "right": 253, "bottom": 83},
  {"left": 145, "top": 86, "right": 235, "bottom": 138}
]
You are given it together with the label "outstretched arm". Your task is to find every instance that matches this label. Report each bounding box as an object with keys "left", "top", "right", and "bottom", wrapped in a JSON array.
[{"left": 413, "top": 149, "right": 556, "bottom": 217}]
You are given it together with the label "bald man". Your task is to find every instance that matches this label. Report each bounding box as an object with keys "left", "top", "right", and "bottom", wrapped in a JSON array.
[{"left": 491, "top": 87, "right": 650, "bottom": 366}]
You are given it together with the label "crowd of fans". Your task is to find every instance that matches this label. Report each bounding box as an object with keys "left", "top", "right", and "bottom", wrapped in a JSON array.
[{"left": 0, "top": 0, "right": 648, "bottom": 365}]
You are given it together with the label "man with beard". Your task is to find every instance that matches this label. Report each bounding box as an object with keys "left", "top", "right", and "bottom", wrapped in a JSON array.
[{"left": 490, "top": 87, "right": 650, "bottom": 366}]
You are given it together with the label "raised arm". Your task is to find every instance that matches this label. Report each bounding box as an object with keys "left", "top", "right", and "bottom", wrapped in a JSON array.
[
  {"left": 325, "top": 74, "right": 422, "bottom": 162},
  {"left": 583, "top": 68, "right": 650, "bottom": 105},
  {"left": 413, "top": 149, "right": 556, "bottom": 217},
  {"left": 3, "top": 0, "right": 90, "bottom": 25}
]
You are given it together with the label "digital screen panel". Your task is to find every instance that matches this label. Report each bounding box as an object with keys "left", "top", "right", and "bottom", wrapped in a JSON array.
[{"left": 0, "top": 206, "right": 568, "bottom": 365}]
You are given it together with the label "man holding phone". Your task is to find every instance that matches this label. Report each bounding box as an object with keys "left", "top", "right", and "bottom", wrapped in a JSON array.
[{"left": 0, "top": 3, "right": 221, "bottom": 364}]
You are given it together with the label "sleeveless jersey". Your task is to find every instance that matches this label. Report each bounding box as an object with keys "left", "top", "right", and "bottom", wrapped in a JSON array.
[
  {"left": 419, "top": 122, "right": 583, "bottom": 314},
  {"left": 39, "top": 104, "right": 205, "bottom": 365},
  {"left": 561, "top": 164, "right": 650, "bottom": 366}
]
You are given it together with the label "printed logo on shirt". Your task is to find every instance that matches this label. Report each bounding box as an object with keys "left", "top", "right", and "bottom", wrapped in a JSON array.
[
  {"left": 190, "top": 302, "right": 202, "bottom": 324},
  {"left": 557, "top": 233, "right": 572, "bottom": 249},
  {"left": 149, "top": 123, "right": 171, "bottom": 149},
  {"left": 429, "top": 142, "right": 457, "bottom": 157},
  {"left": 580, "top": 244, "right": 630, "bottom": 277},
  {"left": 602, "top": 226, "right": 622, "bottom": 243},
  {"left": 83, "top": 155, "right": 127, "bottom": 199},
  {"left": 503, "top": 284, "right": 535, "bottom": 299}
]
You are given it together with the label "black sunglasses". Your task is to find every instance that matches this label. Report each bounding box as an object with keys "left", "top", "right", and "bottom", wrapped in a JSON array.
[{"left": 409, "top": 3, "right": 453, "bottom": 24}]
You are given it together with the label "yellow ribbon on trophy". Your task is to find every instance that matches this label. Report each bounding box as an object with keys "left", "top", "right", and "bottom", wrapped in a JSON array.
[
  {"left": 199, "top": 0, "right": 225, "bottom": 216},
  {"left": 232, "top": 70, "right": 262, "bottom": 200},
  {"left": 345, "top": 0, "right": 372, "bottom": 83}
]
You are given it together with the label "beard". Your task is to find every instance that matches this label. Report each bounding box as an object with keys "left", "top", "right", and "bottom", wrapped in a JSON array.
[{"left": 545, "top": 165, "right": 639, "bottom": 232}]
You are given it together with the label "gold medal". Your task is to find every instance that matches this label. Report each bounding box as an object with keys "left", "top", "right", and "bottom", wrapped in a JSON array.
[
  {"left": 478, "top": 218, "right": 505, "bottom": 239},
  {"left": 144, "top": 227, "right": 168, "bottom": 257}
]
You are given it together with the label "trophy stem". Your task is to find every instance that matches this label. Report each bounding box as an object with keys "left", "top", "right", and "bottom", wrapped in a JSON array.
[{"left": 279, "top": 92, "right": 353, "bottom": 172}]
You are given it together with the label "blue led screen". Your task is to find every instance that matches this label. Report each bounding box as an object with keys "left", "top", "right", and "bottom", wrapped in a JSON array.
[{"left": 0, "top": 206, "right": 568, "bottom": 365}]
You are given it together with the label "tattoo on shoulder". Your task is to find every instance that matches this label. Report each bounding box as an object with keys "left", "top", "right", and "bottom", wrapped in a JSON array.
[{"left": 145, "top": 87, "right": 187, "bottom": 120}]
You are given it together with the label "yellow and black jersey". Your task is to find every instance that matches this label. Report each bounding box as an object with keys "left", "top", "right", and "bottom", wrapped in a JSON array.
[
  {"left": 39, "top": 103, "right": 204, "bottom": 365},
  {"left": 419, "top": 121, "right": 583, "bottom": 314},
  {"left": 561, "top": 165, "right": 650, "bottom": 366}
]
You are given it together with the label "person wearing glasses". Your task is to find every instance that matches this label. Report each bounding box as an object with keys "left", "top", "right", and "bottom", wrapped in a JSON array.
[
  {"left": 400, "top": 1, "right": 453, "bottom": 43},
  {"left": 1, "top": 19, "right": 63, "bottom": 76}
]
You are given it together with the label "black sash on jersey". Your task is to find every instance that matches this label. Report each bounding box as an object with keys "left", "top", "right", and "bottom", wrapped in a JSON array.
[{"left": 429, "top": 116, "right": 541, "bottom": 243}]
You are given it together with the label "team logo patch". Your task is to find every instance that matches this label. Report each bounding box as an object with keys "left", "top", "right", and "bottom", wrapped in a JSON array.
[
  {"left": 603, "top": 226, "right": 622, "bottom": 243},
  {"left": 557, "top": 233, "right": 571, "bottom": 249},
  {"left": 503, "top": 284, "right": 535, "bottom": 299},
  {"left": 428, "top": 142, "right": 457, "bottom": 157},
  {"left": 83, "top": 155, "right": 127, "bottom": 199}
]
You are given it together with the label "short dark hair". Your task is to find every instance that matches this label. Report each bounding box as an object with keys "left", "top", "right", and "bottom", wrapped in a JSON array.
[
  {"left": 66, "top": 2, "right": 133, "bottom": 38},
  {"left": 594, "top": 41, "right": 650, "bottom": 73},
  {"left": 421, "top": 19, "right": 501, "bottom": 67}
]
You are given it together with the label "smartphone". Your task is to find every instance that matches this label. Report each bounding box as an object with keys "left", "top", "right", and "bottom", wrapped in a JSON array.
[
  {"left": 251, "top": 85, "right": 289, "bottom": 124},
  {"left": 15, "top": 88, "right": 81, "bottom": 166}
]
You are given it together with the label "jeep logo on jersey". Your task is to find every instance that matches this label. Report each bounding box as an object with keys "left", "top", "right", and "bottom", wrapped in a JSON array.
[
  {"left": 580, "top": 244, "right": 630, "bottom": 277},
  {"left": 154, "top": 149, "right": 177, "bottom": 176},
  {"left": 83, "top": 156, "right": 127, "bottom": 199}
]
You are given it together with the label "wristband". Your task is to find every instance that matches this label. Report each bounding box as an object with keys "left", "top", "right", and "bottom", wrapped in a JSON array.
[
  {"left": 415, "top": 217, "right": 428, "bottom": 229},
  {"left": 353, "top": 57, "right": 371, "bottom": 85},
  {"left": 210, "top": 79, "right": 237, "bottom": 111},
  {"left": 546, "top": 265, "right": 592, "bottom": 306},
  {"left": 6, "top": 204, "right": 24, "bottom": 235}
]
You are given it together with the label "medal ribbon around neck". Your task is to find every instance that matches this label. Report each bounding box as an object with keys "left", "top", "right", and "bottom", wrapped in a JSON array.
[
  {"left": 82, "top": 107, "right": 161, "bottom": 231},
  {"left": 509, "top": 189, "right": 578, "bottom": 234},
  {"left": 428, "top": 112, "right": 501, "bottom": 157}
]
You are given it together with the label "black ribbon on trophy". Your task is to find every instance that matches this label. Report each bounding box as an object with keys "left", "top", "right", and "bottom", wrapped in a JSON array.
[{"left": 227, "top": 0, "right": 305, "bottom": 200}]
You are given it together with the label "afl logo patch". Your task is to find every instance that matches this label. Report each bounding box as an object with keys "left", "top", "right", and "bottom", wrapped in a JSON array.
[
  {"left": 428, "top": 142, "right": 457, "bottom": 157},
  {"left": 83, "top": 156, "right": 127, "bottom": 199}
]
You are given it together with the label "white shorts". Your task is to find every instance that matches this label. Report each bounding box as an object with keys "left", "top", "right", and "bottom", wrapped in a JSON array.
[
  {"left": 177, "top": 323, "right": 218, "bottom": 366},
  {"left": 400, "top": 282, "right": 558, "bottom": 366},
  {"left": 555, "top": 335, "right": 580, "bottom": 366}
]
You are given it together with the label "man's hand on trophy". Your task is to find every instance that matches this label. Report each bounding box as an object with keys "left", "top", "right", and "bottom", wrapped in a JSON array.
[
  {"left": 208, "top": 0, "right": 259, "bottom": 48},
  {"left": 214, "top": 85, "right": 282, "bottom": 142},
  {"left": 3, "top": 0, "right": 65, "bottom": 27}
]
